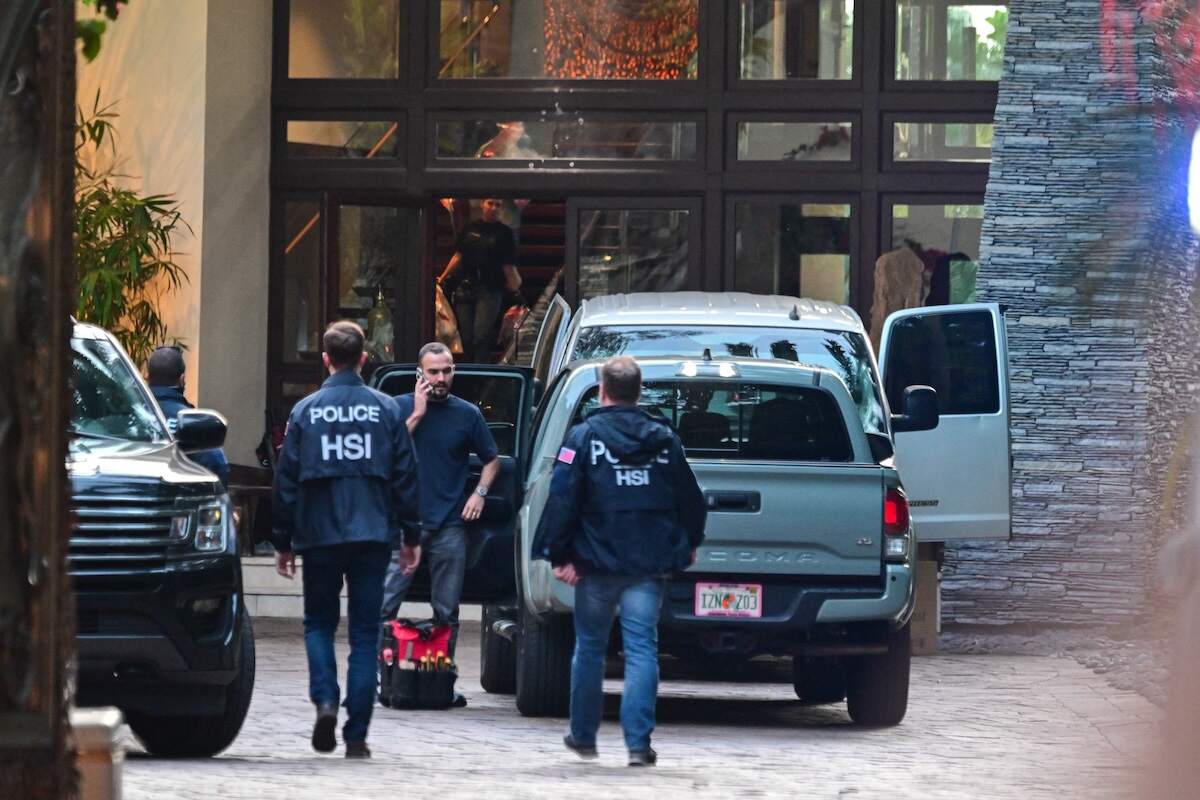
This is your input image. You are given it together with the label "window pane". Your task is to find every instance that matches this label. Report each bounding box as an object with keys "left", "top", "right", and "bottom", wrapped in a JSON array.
[
  {"left": 570, "top": 325, "right": 887, "bottom": 435},
  {"left": 282, "top": 201, "right": 322, "bottom": 362},
  {"left": 738, "top": 0, "right": 854, "bottom": 80},
  {"left": 895, "top": 2, "right": 1008, "bottom": 81},
  {"left": 737, "top": 121, "right": 852, "bottom": 161},
  {"left": 286, "top": 121, "right": 400, "bottom": 159},
  {"left": 883, "top": 311, "right": 999, "bottom": 415},
  {"left": 888, "top": 203, "right": 982, "bottom": 305},
  {"left": 893, "top": 121, "right": 993, "bottom": 162},
  {"left": 574, "top": 381, "right": 854, "bottom": 462},
  {"left": 337, "top": 206, "right": 420, "bottom": 369},
  {"left": 733, "top": 202, "right": 851, "bottom": 305},
  {"left": 578, "top": 209, "right": 690, "bottom": 299},
  {"left": 439, "top": 1, "right": 699, "bottom": 80},
  {"left": 435, "top": 119, "right": 697, "bottom": 161},
  {"left": 288, "top": 0, "right": 400, "bottom": 79}
]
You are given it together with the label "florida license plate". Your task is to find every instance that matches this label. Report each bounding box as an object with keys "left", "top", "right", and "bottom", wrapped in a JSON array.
[{"left": 694, "top": 583, "right": 763, "bottom": 618}]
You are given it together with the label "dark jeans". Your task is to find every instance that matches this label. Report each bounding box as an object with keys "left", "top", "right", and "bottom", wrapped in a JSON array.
[
  {"left": 380, "top": 525, "right": 467, "bottom": 657},
  {"left": 570, "top": 575, "right": 666, "bottom": 752},
  {"left": 453, "top": 284, "right": 502, "bottom": 362},
  {"left": 301, "top": 541, "right": 390, "bottom": 745}
]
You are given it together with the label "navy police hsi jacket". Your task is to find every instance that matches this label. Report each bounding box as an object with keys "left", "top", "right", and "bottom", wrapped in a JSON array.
[
  {"left": 533, "top": 405, "right": 706, "bottom": 577},
  {"left": 271, "top": 370, "right": 420, "bottom": 553}
]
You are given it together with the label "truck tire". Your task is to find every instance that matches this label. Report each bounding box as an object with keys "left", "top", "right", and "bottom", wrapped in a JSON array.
[
  {"left": 846, "top": 622, "right": 910, "bottom": 726},
  {"left": 128, "top": 608, "right": 256, "bottom": 757},
  {"left": 514, "top": 605, "right": 572, "bottom": 717},
  {"left": 480, "top": 604, "right": 516, "bottom": 694},
  {"left": 792, "top": 658, "right": 847, "bottom": 705}
]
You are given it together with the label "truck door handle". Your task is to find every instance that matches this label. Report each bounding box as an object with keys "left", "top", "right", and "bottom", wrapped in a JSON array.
[{"left": 704, "top": 491, "right": 760, "bottom": 512}]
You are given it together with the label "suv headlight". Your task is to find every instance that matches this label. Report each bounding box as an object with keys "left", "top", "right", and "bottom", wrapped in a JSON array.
[{"left": 195, "top": 499, "right": 231, "bottom": 552}]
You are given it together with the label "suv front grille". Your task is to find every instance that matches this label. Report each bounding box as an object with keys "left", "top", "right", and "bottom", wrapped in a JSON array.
[{"left": 70, "top": 494, "right": 179, "bottom": 581}]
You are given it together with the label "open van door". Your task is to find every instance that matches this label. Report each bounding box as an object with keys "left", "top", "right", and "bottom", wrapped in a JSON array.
[
  {"left": 370, "top": 363, "right": 535, "bottom": 601},
  {"left": 879, "top": 303, "right": 1011, "bottom": 542},
  {"left": 530, "top": 294, "right": 571, "bottom": 386}
]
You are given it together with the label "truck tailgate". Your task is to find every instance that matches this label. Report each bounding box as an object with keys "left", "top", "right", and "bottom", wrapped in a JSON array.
[{"left": 690, "top": 461, "right": 885, "bottom": 576}]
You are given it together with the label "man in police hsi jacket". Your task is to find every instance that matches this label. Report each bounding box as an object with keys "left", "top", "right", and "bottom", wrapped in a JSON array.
[
  {"left": 272, "top": 321, "right": 420, "bottom": 759},
  {"left": 533, "top": 356, "right": 705, "bottom": 768}
]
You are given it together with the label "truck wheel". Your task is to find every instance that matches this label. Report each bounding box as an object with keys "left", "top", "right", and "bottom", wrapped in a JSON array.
[
  {"left": 792, "top": 658, "right": 846, "bottom": 705},
  {"left": 514, "top": 605, "right": 572, "bottom": 717},
  {"left": 128, "top": 608, "right": 256, "bottom": 757},
  {"left": 480, "top": 604, "right": 516, "bottom": 695},
  {"left": 846, "top": 623, "right": 910, "bottom": 726}
]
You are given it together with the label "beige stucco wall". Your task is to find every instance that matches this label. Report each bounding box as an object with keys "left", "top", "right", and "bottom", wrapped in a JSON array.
[
  {"left": 76, "top": 1, "right": 271, "bottom": 466},
  {"left": 197, "top": 0, "right": 271, "bottom": 466},
  {"left": 75, "top": 0, "right": 208, "bottom": 391}
]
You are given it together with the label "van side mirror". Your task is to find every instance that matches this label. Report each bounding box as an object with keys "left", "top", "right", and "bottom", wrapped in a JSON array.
[
  {"left": 890, "top": 386, "right": 938, "bottom": 433},
  {"left": 176, "top": 409, "right": 227, "bottom": 452}
]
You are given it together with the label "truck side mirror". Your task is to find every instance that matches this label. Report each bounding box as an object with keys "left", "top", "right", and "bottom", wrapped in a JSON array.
[
  {"left": 176, "top": 409, "right": 227, "bottom": 452},
  {"left": 890, "top": 386, "right": 938, "bottom": 433}
]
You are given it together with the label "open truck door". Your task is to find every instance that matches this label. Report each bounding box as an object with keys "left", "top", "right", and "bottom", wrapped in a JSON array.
[
  {"left": 879, "top": 303, "right": 1011, "bottom": 542},
  {"left": 530, "top": 293, "right": 572, "bottom": 386},
  {"left": 370, "top": 364, "right": 535, "bottom": 601}
]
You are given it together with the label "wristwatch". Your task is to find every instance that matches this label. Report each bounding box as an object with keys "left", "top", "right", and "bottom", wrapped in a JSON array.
[{"left": 474, "top": 485, "right": 488, "bottom": 498}]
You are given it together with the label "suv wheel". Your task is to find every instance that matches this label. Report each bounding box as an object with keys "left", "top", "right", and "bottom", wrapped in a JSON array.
[
  {"left": 846, "top": 622, "right": 910, "bottom": 726},
  {"left": 792, "top": 657, "right": 846, "bottom": 705},
  {"left": 480, "top": 604, "right": 517, "bottom": 694},
  {"left": 128, "top": 608, "right": 256, "bottom": 757},
  {"left": 514, "top": 605, "right": 572, "bottom": 717}
]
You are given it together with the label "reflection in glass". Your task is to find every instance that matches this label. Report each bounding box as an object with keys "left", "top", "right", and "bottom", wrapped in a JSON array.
[
  {"left": 570, "top": 325, "right": 886, "bottom": 434},
  {"left": 338, "top": 206, "right": 419, "bottom": 369},
  {"left": 577, "top": 209, "right": 689, "bottom": 299},
  {"left": 282, "top": 201, "right": 322, "bottom": 362},
  {"left": 895, "top": 2, "right": 1007, "bottom": 81},
  {"left": 286, "top": 121, "right": 400, "bottom": 159},
  {"left": 893, "top": 121, "right": 993, "bottom": 162},
  {"left": 71, "top": 338, "right": 169, "bottom": 443},
  {"left": 891, "top": 204, "right": 983, "bottom": 305},
  {"left": 734, "top": 202, "right": 851, "bottom": 305},
  {"left": 738, "top": 0, "right": 854, "bottom": 80},
  {"left": 436, "top": 119, "right": 698, "bottom": 161},
  {"left": 439, "top": 1, "right": 699, "bottom": 79},
  {"left": 288, "top": 0, "right": 400, "bottom": 79},
  {"left": 737, "top": 121, "right": 852, "bottom": 161}
]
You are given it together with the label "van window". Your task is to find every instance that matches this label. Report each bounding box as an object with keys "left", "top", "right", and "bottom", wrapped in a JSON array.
[
  {"left": 573, "top": 380, "right": 853, "bottom": 462},
  {"left": 884, "top": 311, "right": 999, "bottom": 415},
  {"left": 571, "top": 325, "right": 886, "bottom": 435}
]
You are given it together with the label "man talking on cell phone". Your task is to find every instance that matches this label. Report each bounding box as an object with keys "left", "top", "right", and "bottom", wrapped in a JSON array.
[{"left": 380, "top": 342, "right": 500, "bottom": 707}]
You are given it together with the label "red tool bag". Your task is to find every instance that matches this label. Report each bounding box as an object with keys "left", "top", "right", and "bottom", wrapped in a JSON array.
[
  {"left": 378, "top": 619, "right": 457, "bottom": 709},
  {"left": 382, "top": 618, "right": 452, "bottom": 663}
]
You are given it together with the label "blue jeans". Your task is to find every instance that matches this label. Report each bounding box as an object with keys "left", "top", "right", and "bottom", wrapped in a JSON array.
[
  {"left": 570, "top": 575, "right": 665, "bottom": 752},
  {"left": 380, "top": 525, "right": 467, "bottom": 656},
  {"left": 302, "top": 542, "right": 390, "bottom": 744}
]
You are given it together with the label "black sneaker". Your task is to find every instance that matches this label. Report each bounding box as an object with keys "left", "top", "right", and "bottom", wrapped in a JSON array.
[
  {"left": 311, "top": 704, "right": 337, "bottom": 753},
  {"left": 345, "top": 741, "right": 372, "bottom": 759},
  {"left": 628, "top": 748, "right": 657, "bottom": 767},
  {"left": 451, "top": 693, "right": 468, "bottom": 709},
  {"left": 563, "top": 734, "right": 598, "bottom": 760}
]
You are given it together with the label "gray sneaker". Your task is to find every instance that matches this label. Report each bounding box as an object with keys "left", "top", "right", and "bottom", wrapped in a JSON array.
[
  {"left": 628, "top": 748, "right": 657, "bottom": 767},
  {"left": 563, "top": 734, "right": 598, "bottom": 760}
]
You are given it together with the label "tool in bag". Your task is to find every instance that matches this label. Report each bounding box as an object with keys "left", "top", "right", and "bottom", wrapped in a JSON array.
[{"left": 378, "top": 619, "right": 458, "bottom": 709}]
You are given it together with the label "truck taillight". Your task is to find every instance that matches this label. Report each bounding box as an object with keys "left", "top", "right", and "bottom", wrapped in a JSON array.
[{"left": 884, "top": 489, "right": 909, "bottom": 536}]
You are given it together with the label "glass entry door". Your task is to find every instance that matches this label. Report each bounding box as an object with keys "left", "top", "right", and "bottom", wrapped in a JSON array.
[{"left": 565, "top": 197, "right": 702, "bottom": 302}]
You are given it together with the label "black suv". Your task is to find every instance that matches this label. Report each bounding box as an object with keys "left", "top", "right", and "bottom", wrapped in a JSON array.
[{"left": 69, "top": 323, "right": 254, "bottom": 757}]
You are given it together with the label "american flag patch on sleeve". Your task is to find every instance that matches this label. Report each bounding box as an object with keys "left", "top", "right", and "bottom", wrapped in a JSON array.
[{"left": 557, "top": 446, "right": 576, "bottom": 465}]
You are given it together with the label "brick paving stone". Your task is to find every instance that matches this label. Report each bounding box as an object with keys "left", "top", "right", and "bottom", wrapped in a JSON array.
[{"left": 117, "top": 618, "right": 1163, "bottom": 800}]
